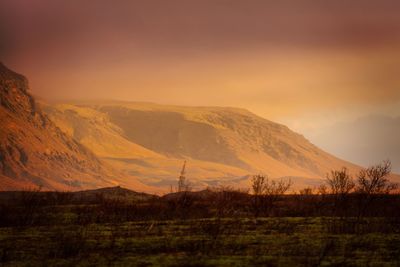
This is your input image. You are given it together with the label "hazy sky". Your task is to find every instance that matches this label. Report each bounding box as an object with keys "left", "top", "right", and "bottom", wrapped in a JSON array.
[{"left": 1, "top": 0, "right": 400, "bottom": 133}]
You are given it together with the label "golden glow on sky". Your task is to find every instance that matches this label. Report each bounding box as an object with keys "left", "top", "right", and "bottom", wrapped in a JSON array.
[{"left": 1, "top": 0, "right": 400, "bottom": 124}]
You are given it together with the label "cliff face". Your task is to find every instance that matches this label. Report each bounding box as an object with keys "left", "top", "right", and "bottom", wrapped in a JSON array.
[{"left": 0, "top": 63, "right": 121, "bottom": 191}]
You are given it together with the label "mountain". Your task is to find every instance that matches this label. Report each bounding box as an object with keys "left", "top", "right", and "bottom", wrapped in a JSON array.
[
  {"left": 2, "top": 63, "right": 397, "bottom": 192},
  {"left": 0, "top": 63, "right": 151, "bottom": 192},
  {"left": 44, "top": 101, "right": 366, "bottom": 190},
  {"left": 309, "top": 115, "right": 400, "bottom": 173}
]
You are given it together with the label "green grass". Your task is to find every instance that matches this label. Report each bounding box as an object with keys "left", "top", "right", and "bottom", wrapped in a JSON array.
[{"left": 1, "top": 217, "right": 399, "bottom": 266}]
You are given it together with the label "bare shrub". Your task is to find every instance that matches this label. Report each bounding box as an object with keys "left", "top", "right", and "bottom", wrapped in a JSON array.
[
  {"left": 325, "top": 167, "right": 355, "bottom": 217},
  {"left": 317, "top": 184, "right": 328, "bottom": 195},
  {"left": 357, "top": 160, "right": 397, "bottom": 195},
  {"left": 326, "top": 167, "right": 355, "bottom": 195},
  {"left": 299, "top": 187, "right": 314, "bottom": 195},
  {"left": 264, "top": 178, "right": 292, "bottom": 196},
  {"left": 212, "top": 186, "right": 249, "bottom": 218},
  {"left": 251, "top": 175, "right": 292, "bottom": 217},
  {"left": 356, "top": 160, "right": 399, "bottom": 220}
]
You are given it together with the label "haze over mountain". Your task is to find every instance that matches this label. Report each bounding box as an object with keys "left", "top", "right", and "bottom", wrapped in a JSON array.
[
  {"left": 0, "top": 63, "right": 150, "bottom": 191},
  {"left": 308, "top": 115, "right": 400, "bottom": 173}
]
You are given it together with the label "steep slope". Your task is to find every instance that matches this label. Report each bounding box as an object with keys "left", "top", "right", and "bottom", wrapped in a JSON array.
[
  {"left": 42, "top": 103, "right": 163, "bottom": 159},
  {"left": 43, "top": 103, "right": 249, "bottom": 189},
  {"left": 0, "top": 63, "right": 151, "bottom": 191},
  {"left": 45, "top": 101, "right": 365, "bottom": 190}
]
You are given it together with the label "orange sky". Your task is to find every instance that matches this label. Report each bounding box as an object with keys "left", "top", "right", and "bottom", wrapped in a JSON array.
[{"left": 1, "top": 0, "right": 400, "bottom": 129}]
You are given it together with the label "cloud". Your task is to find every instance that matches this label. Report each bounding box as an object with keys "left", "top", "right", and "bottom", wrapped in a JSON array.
[{"left": 1, "top": 0, "right": 400, "bottom": 120}]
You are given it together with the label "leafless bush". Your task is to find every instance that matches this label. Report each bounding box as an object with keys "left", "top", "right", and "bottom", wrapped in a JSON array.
[
  {"left": 299, "top": 187, "right": 314, "bottom": 195},
  {"left": 356, "top": 160, "right": 399, "bottom": 220},
  {"left": 251, "top": 175, "right": 292, "bottom": 217},
  {"left": 317, "top": 184, "right": 328, "bottom": 195},
  {"left": 325, "top": 167, "right": 355, "bottom": 217},
  {"left": 357, "top": 160, "right": 397, "bottom": 195},
  {"left": 212, "top": 186, "right": 249, "bottom": 218},
  {"left": 326, "top": 167, "right": 355, "bottom": 195},
  {"left": 264, "top": 178, "right": 292, "bottom": 196}
]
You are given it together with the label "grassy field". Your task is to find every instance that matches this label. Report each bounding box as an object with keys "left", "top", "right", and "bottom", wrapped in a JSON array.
[{"left": 1, "top": 217, "right": 400, "bottom": 266}]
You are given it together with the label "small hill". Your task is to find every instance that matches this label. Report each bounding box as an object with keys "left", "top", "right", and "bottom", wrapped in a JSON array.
[
  {"left": 0, "top": 186, "right": 157, "bottom": 204},
  {"left": 73, "top": 186, "right": 158, "bottom": 202}
]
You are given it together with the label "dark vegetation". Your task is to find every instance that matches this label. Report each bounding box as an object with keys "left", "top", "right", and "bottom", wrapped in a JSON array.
[{"left": 0, "top": 161, "right": 399, "bottom": 266}]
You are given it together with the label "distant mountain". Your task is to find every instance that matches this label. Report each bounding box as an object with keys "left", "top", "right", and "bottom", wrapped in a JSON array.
[
  {"left": 0, "top": 63, "right": 150, "bottom": 191},
  {"left": 309, "top": 115, "right": 400, "bottom": 173},
  {"left": 45, "top": 101, "right": 366, "bottom": 190}
]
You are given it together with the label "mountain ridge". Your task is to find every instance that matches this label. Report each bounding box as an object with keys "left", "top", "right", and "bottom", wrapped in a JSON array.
[{"left": 44, "top": 100, "right": 366, "bottom": 190}]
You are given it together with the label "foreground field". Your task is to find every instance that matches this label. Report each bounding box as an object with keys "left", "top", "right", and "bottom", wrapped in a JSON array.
[{"left": 1, "top": 217, "right": 399, "bottom": 266}]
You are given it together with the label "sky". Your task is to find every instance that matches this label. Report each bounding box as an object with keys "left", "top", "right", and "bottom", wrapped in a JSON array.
[{"left": 1, "top": 0, "right": 400, "bottom": 165}]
